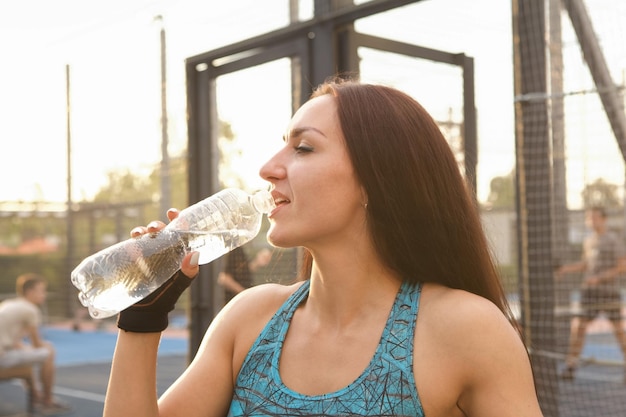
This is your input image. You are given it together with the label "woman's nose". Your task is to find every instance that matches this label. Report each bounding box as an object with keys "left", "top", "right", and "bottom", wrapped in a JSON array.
[{"left": 259, "top": 151, "right": 286, "bottom": 182}]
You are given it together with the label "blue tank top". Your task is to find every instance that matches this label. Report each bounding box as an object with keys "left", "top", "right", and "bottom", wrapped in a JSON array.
[{"left": 227, "top": 280, "right": 424, "bottom": 416}]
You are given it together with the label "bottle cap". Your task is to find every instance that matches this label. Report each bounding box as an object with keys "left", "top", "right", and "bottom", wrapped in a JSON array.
[{"left": 250, "top": 189, "right": 275, "bottom": 213}]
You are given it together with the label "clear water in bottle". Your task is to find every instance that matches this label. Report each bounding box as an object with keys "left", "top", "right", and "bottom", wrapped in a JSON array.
[{"left": 71, "top": 188, "right": 274, "bottom": 318}]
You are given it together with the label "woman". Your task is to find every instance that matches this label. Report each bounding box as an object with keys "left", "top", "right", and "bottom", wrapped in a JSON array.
[{"left": 104, "top": 79, "right": 543, "bottom": 416}]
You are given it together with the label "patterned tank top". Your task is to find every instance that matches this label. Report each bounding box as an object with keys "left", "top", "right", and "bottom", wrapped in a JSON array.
[{"left": 227, "top": 280, "right": 424, "bottom": 416}]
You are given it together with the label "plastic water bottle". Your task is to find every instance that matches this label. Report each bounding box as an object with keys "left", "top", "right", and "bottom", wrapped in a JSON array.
[{"left": 71, "top": 188, "right": 275, "bottom": 319}]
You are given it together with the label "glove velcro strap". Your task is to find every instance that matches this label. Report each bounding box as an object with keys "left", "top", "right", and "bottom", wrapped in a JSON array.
[{"left": 117, "top": 309, "right": 169, "bottom": 333}]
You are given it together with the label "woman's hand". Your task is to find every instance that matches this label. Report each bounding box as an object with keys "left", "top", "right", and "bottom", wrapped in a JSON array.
[
  {"left": 118, "top": 208, "right": 200, "bottom": 333},
  {"left": 130, "top": 208, "right": 200, "bottom": 279}
]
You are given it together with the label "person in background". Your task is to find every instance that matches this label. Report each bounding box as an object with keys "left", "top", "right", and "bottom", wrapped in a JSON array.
[
  {"left": 0, "top": 273, "right": 71, "bottom": 415},
  {"left": 218, "top": 246, "right": 273, "bottom": 305},
  {"left": 556, "top": 206, "right": 626, "bottom": 381},
  {"left": 104, "top": 79, "right": 543, "bottom": 417}
]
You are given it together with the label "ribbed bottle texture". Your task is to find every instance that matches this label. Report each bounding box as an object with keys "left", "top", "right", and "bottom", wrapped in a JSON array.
[{"left": 71, "top": 188, "right": 274, "bottom": 318}]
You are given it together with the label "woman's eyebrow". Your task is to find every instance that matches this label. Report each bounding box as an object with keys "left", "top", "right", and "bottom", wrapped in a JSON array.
[{"left": 283, "top": 126, "right": 326, "bottom": 142}]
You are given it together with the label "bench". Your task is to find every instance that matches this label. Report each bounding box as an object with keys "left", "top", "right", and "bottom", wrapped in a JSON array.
[{"left": 0, "top": 364, "right": 35, "bottom": 416}]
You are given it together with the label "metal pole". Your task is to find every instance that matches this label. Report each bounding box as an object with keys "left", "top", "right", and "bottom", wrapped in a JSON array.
[
  {"left": 563, "top": 0, "right": 626, "bottom": 163},
  {"left": 156, "top": 15, "right": 171, "bottom": 220},
  {"left": 512, "top": 0, "right": 559, "bottom": 414},
  {"left": 65, "top": 64, "right": 75, "bottom": 318}
]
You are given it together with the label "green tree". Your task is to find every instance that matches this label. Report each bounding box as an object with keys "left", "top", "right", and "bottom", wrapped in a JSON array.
[
  {"left": 216, "top": 120, "right": 246, "bottom": 190},
  {"left": 91, "top": 119, "right": 243, "bottom": 215},
  {"left": 145, "top": 119, "right": 244, "bottom": 209},
  {"left": 581, "top": 178, "right": 621, "bottom": 208},
  {"left": 487, "top": 169, "right": 516, "bottom": 208},
  {"left": 93, "top": 169, "right": 150, "bottom": 204},
  {"left": 147, "top": 153, "right": 189, "bottom": 220}
]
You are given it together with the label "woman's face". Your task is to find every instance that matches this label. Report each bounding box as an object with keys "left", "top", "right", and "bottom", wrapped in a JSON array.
[{"left": 259, "top": 94, "right": 366, "bottom": 250}]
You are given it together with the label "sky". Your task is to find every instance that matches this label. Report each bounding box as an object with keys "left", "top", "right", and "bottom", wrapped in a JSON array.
[{"left": 1, "top": 0, "right": 625, "bottom": 208}]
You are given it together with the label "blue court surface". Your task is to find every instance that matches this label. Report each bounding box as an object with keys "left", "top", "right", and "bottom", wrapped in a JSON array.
[
  {"left": 0, "top": 325, "right": 188, "bottom": 417},
  {"left": 41, "top": 326, "right": 187, "bottom": 366},
  {"left": 1, "top": 321, "right": 624, "bottom": 416}
]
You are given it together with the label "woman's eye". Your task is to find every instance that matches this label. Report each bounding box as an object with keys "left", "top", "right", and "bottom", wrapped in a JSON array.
[{"left": 295, "top": 145, "right": 313, "bottom": 153}]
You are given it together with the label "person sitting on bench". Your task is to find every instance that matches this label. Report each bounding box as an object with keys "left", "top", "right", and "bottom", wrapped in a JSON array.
[{"left": 0, "top": 273, "right": 71, "bottom": 414}]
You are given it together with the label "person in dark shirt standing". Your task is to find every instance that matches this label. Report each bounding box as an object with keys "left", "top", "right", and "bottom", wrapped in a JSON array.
[{"left": 556, "top": 206, "right": 626, "bottom": 380}]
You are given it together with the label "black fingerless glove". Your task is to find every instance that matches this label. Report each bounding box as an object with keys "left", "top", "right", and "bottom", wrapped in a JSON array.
[{"left": 117, "top": 270, "right": 195, "bottom": 333}]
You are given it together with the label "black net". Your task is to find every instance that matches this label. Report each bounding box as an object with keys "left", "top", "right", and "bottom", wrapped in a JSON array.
[{"left": 514, "top": 1, "right": 626, "bottom": 415}]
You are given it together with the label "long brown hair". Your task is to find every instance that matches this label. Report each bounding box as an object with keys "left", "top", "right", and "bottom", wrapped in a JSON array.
[{"left": 300, "top": 78, "right": 511, "bottom": 316}]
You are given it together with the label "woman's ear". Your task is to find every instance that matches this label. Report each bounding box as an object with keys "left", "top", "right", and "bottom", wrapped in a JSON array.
[{"left": 360, "top": 186, "right": 368, "bottom": 209}]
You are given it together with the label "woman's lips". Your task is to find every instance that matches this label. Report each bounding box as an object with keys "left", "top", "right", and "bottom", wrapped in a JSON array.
[{"left": 269, "top": 192, "right": 290, "bottom": 218}]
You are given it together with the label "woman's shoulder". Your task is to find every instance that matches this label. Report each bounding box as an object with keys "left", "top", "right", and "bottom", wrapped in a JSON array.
[
  {"left": 217, "top": 280, "right": 306, "bottom": 330},
  {"left": 421, "top": 282, "right": 502, "bottom": 313},
  {"left": 233, "top": 280, "right": 305, "bottom": 308},
  {"left": 195, "top": 281, "right": 306, "bottom": 372},
  {"left": 418, "top": 283, "right": 520, "bottom": 352},
  {"left": 418, "top": 283, "right": 528, "bottom": 379},
  {"left": 415, "top": 284, "right": 533, "bottom": 416}
]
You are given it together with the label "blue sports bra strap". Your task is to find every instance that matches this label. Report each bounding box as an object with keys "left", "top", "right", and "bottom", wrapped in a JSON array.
[{"left": 379, "top": 281, "right": 422, "bottom": 366}]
